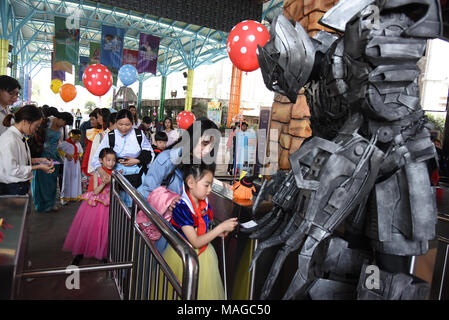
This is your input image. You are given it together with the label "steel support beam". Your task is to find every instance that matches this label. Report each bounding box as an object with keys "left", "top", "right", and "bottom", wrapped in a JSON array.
[
  {"left": 158, "top": 75, "right": 167, "bottom": 121},
  {"left": 184, "top": 69, "right": 194, "bottom": 111}
]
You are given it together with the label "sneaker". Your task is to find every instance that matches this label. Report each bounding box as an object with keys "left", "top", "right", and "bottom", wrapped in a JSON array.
[{"left": 60, "top": 200, "right": 68, "bottom": 206}]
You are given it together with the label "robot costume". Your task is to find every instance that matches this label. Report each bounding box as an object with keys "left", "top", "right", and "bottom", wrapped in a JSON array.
[{"left": 245, "top": 0, "right": 444, "bottom": 300}]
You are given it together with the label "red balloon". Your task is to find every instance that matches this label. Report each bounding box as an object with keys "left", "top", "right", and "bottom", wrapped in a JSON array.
[
  {"left": 176, "top": 111, "right": 196, "bottom": 130},
  {"left": 82, "top": 64, "right": 113, "bottom": 96},
  {"left": 226, "top": 20, "right": 270, "bottom": 72}
]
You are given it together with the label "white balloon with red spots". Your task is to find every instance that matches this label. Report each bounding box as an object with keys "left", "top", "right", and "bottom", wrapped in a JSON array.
[{"left": 226, "top": 20, "right": 270, "bottom": 72}]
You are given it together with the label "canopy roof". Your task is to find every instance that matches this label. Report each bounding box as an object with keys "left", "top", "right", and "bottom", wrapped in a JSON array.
[{"left": 1, "top": 0, "right": 283, "bottom": 77}]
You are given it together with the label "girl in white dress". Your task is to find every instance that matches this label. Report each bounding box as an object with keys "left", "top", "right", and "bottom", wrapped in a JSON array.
[{"left": 58, "top": 129, "right": 83, "bottom": 204}]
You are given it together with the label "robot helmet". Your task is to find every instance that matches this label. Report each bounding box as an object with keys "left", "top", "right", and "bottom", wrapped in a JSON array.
[{"left": 257, "top": 14, "right": 316, "bottom": 103}]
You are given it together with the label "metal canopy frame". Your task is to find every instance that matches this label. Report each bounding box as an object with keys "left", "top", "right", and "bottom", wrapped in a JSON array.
[{"left": 0, "top": 0, "right": 283, "bottom": 81}]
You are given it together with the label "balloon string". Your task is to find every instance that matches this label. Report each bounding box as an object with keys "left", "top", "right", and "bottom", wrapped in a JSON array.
[{"left": 123, "top": 86, "right": 127, "bottom": 110}]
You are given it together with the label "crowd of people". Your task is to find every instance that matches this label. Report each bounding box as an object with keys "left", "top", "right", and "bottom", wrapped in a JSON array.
[{"left": 0, "top": 74, "right": 238, "bottom": 300}]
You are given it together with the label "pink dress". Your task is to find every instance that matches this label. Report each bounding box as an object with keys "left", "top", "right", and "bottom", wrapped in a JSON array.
[{"left": 63, "top": 177, "right": 110, "bottom": 260}]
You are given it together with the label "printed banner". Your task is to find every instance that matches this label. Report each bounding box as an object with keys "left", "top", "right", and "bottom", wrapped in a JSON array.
[
  {"left": 54, "top": 16, "right": 79, "bottom": 67},
  {"left": 53, "top": 37, "right": 73, "bottom": 74},
  {"left": 123, "top": 49, "right": 139, "bottom": 68},
  {"left": 89, "top": 42, "right": 101, "bottom": 65},
  {"left": 207, "top": 101, "right": 222, "bottom": 125},
  {"left": 51, "top": 52, "right": 66, "bottom": 81},
  {"left": 137, "top": 33, "right": 160, "bottom": 74},
  {"left": 76, "top": 56, "right": 90, "bottom": 86},
  {"left": 100, "top": 25, "right": 125, "bottom": 71}
]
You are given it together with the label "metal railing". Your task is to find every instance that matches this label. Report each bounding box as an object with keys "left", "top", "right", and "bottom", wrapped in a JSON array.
[
  {"left": 109, "top": 171, "right": 199, "bottom": 300},
  {"left": 15, "top": 171, "right": 199, "bottom": 300}
]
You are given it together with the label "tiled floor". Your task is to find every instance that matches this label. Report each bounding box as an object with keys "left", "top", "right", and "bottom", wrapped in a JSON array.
[{"left": 17, "top": 201, "right": 120, "bottom": 300}]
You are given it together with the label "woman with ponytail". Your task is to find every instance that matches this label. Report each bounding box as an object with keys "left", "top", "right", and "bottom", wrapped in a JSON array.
[
  {"left": 136, "top": 117, "right": 220, "bottom": 252},
  {"left": 31, "top": 109, "right": 69, "bottom": 212},
  {"left": 0, "top": 105, "right": 55, "bottom": 195},
  {"left": 139, "top": 117, "right": 220, "bottom": 200}
]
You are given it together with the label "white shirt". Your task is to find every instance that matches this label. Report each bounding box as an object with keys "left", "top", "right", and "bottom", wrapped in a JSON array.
[
  {"left": 0, "top": 106, "right": 11, "bottom": 136},
  {"left": 0, "top": 126, "right": 33, "bottom": 183},
  {"left": 165, "top": 129, "right": 180, "bottom": 147},
  {"left": 88, "top": 128, "right": 109, "bottom": 174},
  {"left": 132, "top": 119, "right": 142, "bottom": 129},
  {"left": 91, "top": 128, "right": 154, "bottom": 170}
]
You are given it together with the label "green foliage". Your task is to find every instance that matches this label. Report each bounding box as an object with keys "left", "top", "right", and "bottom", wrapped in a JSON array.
[
  {"left": 192, "top": 101, "right": 208, "bottom": 119},
  {"left": 84, "top": 100, "right": 97, "bottom": 114},
  {"left": 426, "top": 113, "right": 446, "bottom": 134}
]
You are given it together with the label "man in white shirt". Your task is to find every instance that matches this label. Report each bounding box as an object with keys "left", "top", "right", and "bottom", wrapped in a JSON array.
[{"left": 0, "top": 76, "right": 21, "bottom": 136}]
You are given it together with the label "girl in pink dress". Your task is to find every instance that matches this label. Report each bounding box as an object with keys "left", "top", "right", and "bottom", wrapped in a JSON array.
[{"left": 63, "top": 147, "right": 116, "bottom": 265}]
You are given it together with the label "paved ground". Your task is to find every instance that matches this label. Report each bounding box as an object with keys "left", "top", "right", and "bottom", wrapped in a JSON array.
[{"left": 17, "top": 201, "right": 120, "bottom": 300}]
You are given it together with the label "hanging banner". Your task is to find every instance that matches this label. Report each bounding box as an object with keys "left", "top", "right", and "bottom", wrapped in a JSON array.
[
  {"left": 207, "top": 101, "right": 222, "bottom": 126},
  {"left": 76, "top": 56, "right": 90, "bottom": 86},
  {"left": 100, "top": 25, "right": 125, "bottom": 71},
  {"left": 51, "top": 52, "right": 66, "bottom": 81},
  {"left": 123, "top": 49, "right": 139, "bottom": 68},
  {"left": 89, "top": 42, "right": 101, "bottom": 65},
  {"left": 54, "top": 16, "right": 79, "bottom": 68},
  {"left": 137, "top": 33, "right": 160, "bottom": 74},
  {"left": 53, "top": 37, "right": 73, "bottom": 74}
]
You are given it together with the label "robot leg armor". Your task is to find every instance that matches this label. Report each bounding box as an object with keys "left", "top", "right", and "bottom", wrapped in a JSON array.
[
  {"left": 308, "top": 237, "right": 372, "bottom": 300},
  {"left": 357, "top": 263, "right": 429, "bottom": 300}
]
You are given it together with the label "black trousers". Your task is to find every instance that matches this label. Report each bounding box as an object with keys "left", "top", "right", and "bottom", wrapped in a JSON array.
[{"left": 0, "top": 181, "right": 30, "bottom": 195}]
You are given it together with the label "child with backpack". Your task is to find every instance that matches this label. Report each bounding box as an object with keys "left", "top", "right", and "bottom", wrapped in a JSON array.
[{"left": 162, "top": 162, "right": 238, "bottom": 299}]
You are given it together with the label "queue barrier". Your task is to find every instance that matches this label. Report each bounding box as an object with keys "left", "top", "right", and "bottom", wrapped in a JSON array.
[{"left": 11, "top": 171, "right": 199, "bottom": 300}]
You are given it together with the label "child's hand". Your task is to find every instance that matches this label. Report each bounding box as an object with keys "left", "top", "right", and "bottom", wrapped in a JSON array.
[
  {"left": 103, "top": 174, "right": 111, "bottom": 184},
  {"left": 98, "top": 168, "right": 110, "bottom": 184},
  {"left": 168, "top": 196, "right": 181, "bottom": 212},
  {"left": 66, "top": 154, "right": 73, "bottom": 161},
  {"left": 218, "top": 218, "right": 238, "bottom": 234}
]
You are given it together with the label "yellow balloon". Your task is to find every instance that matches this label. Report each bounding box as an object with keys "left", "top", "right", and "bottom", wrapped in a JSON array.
[{"left": 50, "top": 79, "right": 63, "bottom": 94}]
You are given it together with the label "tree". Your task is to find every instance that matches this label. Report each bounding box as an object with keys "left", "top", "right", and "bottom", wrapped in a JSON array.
[
  {"left": 84, "top": 100, "right": 97, "bottom": 114},
  {"left": 426, "top": 113, "right": 445, "bottom": 135}
]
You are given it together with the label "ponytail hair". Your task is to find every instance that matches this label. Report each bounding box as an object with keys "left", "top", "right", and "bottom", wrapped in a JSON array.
[
  {"left": 2, "top": 104, "right": 43, "bottom": 127},
  {"left": 2, "top": 114, "right": 14, "bottom": 127}
]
